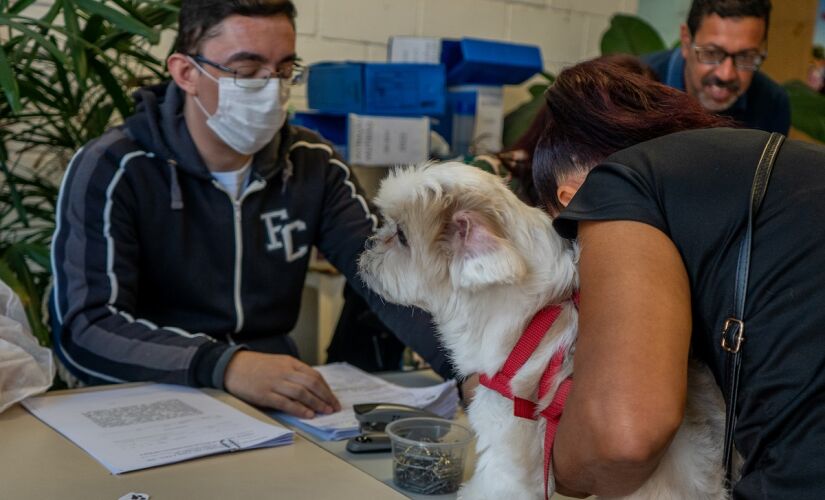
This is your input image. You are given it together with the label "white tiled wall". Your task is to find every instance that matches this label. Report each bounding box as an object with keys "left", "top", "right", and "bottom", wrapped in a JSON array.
[
  {"left": 16, "top": 0, "right": 639, "bottom": 114},
  {"left": 291, "top": 0, "right": 639, "bottom": 111},
  {"left": 295, "top": 0, "right": 637, "bottom": 67}
]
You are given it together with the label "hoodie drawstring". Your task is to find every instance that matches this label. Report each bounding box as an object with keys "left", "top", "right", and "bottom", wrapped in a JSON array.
[
  {"left": 168, "top": 160, "right": 184, "bottom": 210},
  {"left": 281, "top": 155, "right": 294, "bottom": 193}
]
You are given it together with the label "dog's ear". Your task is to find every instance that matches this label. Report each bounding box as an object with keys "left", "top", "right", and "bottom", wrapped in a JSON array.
[{"left": 448, "top": 209, "right": 526, "bottom": 289}]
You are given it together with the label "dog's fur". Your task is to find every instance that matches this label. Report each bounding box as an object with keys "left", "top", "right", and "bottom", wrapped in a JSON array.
[{"left": 358, "top": 162, "right": 730, "bottom": 499}]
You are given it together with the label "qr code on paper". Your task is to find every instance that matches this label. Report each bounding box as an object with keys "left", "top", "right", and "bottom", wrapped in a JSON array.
[{"left": 83, "top": 399, "right": 202, "bottom": 428}]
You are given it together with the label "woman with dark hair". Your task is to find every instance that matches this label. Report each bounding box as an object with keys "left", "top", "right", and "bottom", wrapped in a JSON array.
[
  {"left": 535, "top": 57, "right": 730, "bottom": 215},
  {"left": 534, "top": 58, "right": 825, "bottom": 498},
  {"left": 475, "top": 54, "right": 658, "bottom": 207}
]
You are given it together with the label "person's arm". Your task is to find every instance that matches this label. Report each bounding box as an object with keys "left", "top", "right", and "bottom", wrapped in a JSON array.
[
  {"left": 552, "top": 220, "right": 693, "bottom": 497},
  {"left": 223, "top": 351, "right": 340, "bottom": 417},
  {"left": 314, "top": 151, "right": 457, "bottom": 380},
  {"left": 52, "top": 142, "right": 339, "bottom": 417},
  {"left": 52, "top": 144, "right": 224, "bottom": 386}
]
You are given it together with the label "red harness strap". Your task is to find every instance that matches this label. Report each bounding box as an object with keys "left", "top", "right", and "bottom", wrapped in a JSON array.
[{"left": 478, "top": 294, "right": 578, "bottom": 500}]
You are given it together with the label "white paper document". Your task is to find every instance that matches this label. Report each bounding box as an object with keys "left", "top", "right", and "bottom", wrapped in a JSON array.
[
  {"left": 21, "top": 384, "right": 293, "bottom": 474},
  {"left": 275, "top": 363, "right": 459, "bottom": 441}
]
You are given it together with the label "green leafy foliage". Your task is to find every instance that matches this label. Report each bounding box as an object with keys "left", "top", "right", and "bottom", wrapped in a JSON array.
[
  {"left": 600, "top": 14, "right": 667, "bottom": 56},
  {"left": 784, "top": 80, "right": 825, "bottom": 143},
  {"left": 502, "top": 73, "right": 554, "bottom": 148},
  {"left": 0, "top": 0, "right": 179, "bottom": 347},
  {"left": 1, "top": 1, "right": 180, "bottom": 166}
]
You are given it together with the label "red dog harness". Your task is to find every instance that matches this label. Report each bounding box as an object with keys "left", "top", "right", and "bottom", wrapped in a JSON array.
[{"left": 478, "top": 294, "right": 578, "bottom": 500}]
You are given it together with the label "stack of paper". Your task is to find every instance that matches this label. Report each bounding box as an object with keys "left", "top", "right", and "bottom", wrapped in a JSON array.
[
  {"left": 22, "top": 384, "right": 294, "bottom": 474},
  {"left": 275, "top": 363, "right": 459, "bottom": 441}
]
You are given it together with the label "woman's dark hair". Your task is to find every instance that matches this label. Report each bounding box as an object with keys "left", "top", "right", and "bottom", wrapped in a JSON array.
[
  {"left": 533, "top": 56, "right": 733, "bottom": 215},
  {"left": 504, "top": 55, "right": 658, "bottom": 207},
  {"left": 687, "top": 0, "right": 771, "bottom": 37},
  {"left": 175, "top": 0, "right": 297, "bottom": 55}
]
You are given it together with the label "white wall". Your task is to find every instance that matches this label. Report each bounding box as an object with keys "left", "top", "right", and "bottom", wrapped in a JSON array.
[
  {"left": 17, "top": 0, "right": 639, "bottom": 114},
  {"left": 636, "top": 0, "right": 690, "bottom": 46},
  {"left": 291, "top": 0, "right": 639, "bottom": 111}
]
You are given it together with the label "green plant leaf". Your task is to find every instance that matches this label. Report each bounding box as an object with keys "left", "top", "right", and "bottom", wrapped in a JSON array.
[
  {"left": 784, "top": 80, "right": 825, "bottom": 143},
  {"left": 0, "top": 44, "right": 22, "bottom": 113},
  {"left": 81, "top": 14, "right": 105, "bottom": 44},
  {"left": 75, "top": 0, "right": 159, "bottom": 43},
  {"left": 8, "top": 0, "right": 37, "bottom": 14},
  {"left": 503, "top": 91, "right": 547, "bottom": 148},
  {"left": 63, "top": 0, "right": 90, "bottom": 89},
  {"left": 112, "top": 0, "right": 179, "bottom": 26},
  {"left": 0, "top": 162, "right": 30, "bottom": 226},
  {"left": 89, "top": 57, "right": 133, "bottom": 119},
  {"left": 0, "top": 17, "right": 68, "bottom": 64},
  {"left": 600, "top": 14, "right": 666, "bottom": 56},
  {"left": 527, "top": 82, "right": 547, "bottom": 98},
  {"left": 11, "top": 242, "right": 51, "bottom": 270},
  {"left": 502, "top": 73, "right": 554, "bottom": 147}
]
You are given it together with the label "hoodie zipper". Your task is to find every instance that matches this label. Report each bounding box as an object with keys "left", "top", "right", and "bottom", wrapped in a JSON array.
[{"left": 212, "top": 177, "right": 266, "bottom": 335}]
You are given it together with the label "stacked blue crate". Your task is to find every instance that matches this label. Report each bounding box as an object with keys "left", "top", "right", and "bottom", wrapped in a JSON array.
[
  {"left": 306, "top": 62, "right": 445, "bottom": 116},
  {"left": 292, "top": 38, "right": 542, "bottom": 164},
  {"left": 294, "top": 62, "right": 445, "bottom": 166},
  {"left": 441, "top": 38, "right": 542, "bottom": 86},
  {"left": 436, "top": 38, "right": 543, "bottom": 157}
]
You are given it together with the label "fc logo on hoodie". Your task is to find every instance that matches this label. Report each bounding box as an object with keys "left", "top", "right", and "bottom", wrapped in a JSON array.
[{"left": 261, "top": 209, "right": 308, "bottom": 262}]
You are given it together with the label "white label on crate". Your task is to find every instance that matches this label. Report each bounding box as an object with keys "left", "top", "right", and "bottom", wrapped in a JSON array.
[
  {"left": 472, "top": 87, "right": 504, "bottom": 154},
  {"left": 388, "top": 36, "right": 441, "bottom": 64},
  {"left": 348, "top": 114, "right": 430, "bottom": 167}
]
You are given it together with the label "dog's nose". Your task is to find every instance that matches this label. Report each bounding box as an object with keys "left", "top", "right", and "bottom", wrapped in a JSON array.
[{"left": 364, "top": 237, "right": 378, "bottom": 251}]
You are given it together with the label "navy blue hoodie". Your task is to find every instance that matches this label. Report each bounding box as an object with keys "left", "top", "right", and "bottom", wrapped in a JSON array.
[{"left": 51, "top": 81, "right": 454, "bottom": 387}]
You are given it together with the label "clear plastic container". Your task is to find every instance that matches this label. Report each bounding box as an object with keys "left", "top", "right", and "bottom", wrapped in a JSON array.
[{"left": 385, "top": 417, "right": 473, "bottom": 495}]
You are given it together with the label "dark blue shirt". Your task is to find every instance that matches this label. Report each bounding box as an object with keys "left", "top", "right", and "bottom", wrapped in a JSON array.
[{"left": 644, "top": 48, "right": 790, "bottom": 134}]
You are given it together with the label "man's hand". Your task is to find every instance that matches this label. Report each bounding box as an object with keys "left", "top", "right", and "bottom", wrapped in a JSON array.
[{"left": 223, "top": 351, "right": 342, "bottom": 418}]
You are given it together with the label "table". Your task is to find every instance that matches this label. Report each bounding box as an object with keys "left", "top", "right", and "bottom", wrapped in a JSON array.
[
  {"left": 287, "top": 370, "right": 572, "bottom": 500},
  {"left": 0, "top": 387, "right": 406, "bottom": 500},
  {"left": 1, "top": 372, "right": 573, "bottom": 499},
  {"left": 293, "top": 369, "right": 475, "bottom": 500}
]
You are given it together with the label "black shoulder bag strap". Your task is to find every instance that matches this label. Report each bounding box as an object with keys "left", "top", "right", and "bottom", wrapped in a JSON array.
[{"left": 721, "top": 132, "right": 785, "bottom": 492}]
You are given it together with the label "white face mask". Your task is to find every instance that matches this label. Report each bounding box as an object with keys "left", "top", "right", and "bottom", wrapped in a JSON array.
[{"left": 190, "top": 57, "right": 290, "bottom": 155}]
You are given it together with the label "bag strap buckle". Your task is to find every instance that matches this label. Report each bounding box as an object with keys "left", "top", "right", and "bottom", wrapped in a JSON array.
[{"left": 721, "top": 317, "right": 745, "bottom": 353}]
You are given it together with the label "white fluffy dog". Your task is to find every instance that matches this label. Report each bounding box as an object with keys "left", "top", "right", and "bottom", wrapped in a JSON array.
[{"left": 358, "top": 162, "right": 730, "bottom": 499}]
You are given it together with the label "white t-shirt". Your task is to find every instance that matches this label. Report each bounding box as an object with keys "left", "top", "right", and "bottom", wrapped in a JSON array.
[{"left": 211, "top": 158, "right": 252, "bottom": 200}]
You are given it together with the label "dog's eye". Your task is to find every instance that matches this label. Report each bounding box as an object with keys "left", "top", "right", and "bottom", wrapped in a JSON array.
[{"left": 396, "top": 227, "right": 408, "bottom": 247}]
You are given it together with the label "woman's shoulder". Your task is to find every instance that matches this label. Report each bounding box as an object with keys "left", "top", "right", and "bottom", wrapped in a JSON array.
[
  {"left": 599, "top": 128, "right": 778, "bottom": 182},
  {"left": 610, "top": 128, "right": 769, "bottom": 162}
]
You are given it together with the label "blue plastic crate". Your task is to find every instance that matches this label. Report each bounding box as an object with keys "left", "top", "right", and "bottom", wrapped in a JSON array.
[
  {"left": 441, "top": 38, "right": 542, "bottom": 86},
  {"left": 291, "top": 111, "right": 348, "bottom": 158},
  {"left": 307, "top": 62, "right": 445, "bottom": 116},
  {"left": 432, "top": 86, "right": 503, "bottom": 157}
]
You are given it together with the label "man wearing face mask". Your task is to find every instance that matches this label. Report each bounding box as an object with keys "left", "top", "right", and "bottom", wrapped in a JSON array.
[
  {"left": 643, "top": 0, "right": 789, "bottom": 134},
  {"left": 50, "top": 0, "right": 458, "bottom": 418}
]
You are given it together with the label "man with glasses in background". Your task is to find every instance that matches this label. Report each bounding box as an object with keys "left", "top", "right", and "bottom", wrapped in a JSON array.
[
  {"left": 51, "top": 0, "right": 458, "bottom": 418},
  {"left": 644, "top": 0, "right": 789, "bottom": 134}
]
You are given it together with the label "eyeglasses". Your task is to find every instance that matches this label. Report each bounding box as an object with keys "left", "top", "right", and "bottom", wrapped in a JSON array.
[
  {"left": 692, "top": 44, "right": 766, "bottom": 71},
  {"left": 190, "top": 54, "right": 306, "bottom": 89}
]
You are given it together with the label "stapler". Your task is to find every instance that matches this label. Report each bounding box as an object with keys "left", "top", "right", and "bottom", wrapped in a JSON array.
[{"left": 345, "top": 403, "right": 438, "bottom": 453}]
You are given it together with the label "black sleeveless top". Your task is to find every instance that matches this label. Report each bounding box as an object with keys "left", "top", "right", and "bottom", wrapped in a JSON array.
[{"left": 555, "top": 128, "right": 825, "bottom": 499}]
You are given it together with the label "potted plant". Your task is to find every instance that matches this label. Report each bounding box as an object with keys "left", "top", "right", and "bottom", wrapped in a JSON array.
[{"left": 0, "top": 0, "right": 179, "bottom": 347}]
